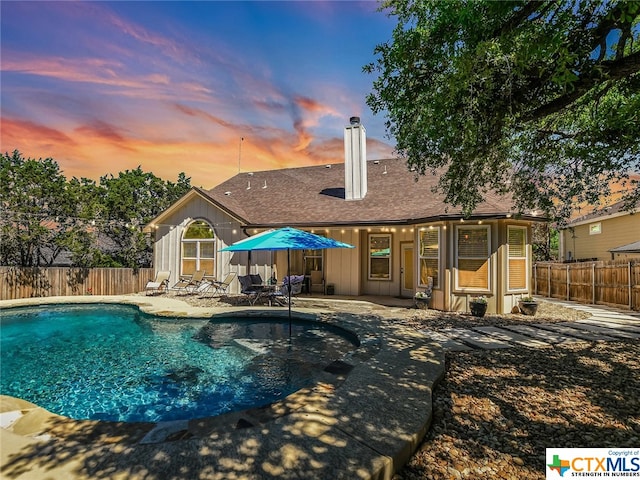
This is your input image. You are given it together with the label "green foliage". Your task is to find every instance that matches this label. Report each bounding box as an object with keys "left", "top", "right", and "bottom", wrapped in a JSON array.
[
  {"left": 98, "top": 167, "right": 191, "bottom": 267},
  {"left": 366, "top": 0, "right": 640, "bottom": 222},
  {"left": 532, "top": 223, "right": 559, "bottom": 262},
  {"left": 0, "top": 151, "right": 191, "bottom": 268},
  {"left": 0, "top": 151, "right": 73, "bottom": 266}
]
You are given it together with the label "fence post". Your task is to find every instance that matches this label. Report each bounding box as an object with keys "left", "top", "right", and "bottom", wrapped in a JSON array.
[
  {"left": 548, "top": 264, "right": 551, "bottom": 297},
  {"left": 534, "top": 264, "right": 537, "bottom": 294},
  {"left": 592, "top": 263, "right": 596, "bottom": 305},
  {"left": 629, "top": 262, "right": 633, "bottom": 310},
  {"left": 566, "top": 265, "right": 570, "bottom": 301}
]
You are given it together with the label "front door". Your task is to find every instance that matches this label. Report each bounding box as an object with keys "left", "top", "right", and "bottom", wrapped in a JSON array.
[{"left": 400, "top": 243, "right": 414, "bottom": 298}]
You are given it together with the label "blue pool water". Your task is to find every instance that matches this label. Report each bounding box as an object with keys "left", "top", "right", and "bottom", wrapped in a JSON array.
[{"left": 0, "top": 304, "right": 358, "bottom": 423}]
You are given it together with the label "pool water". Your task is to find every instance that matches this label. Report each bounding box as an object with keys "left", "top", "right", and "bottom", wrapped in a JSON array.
[{"left": 0, "top": 304, "right": 357, "bottom": 423}]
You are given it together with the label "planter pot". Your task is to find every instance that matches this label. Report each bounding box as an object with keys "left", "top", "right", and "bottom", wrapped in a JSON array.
[
  {"left": 415, "top": 297, "right": 431, "bottom": 310},
  {"left": 470, "top": 301, "right": 487, "bottom": 317},
  {"left": 518, "top": 301, "right": 538, "bottom": 316}
]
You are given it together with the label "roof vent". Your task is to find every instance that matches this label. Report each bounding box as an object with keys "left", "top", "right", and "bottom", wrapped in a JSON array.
[
  {"left": 373, "top": 160, "right": 380, "bottom": 164},
  {"left": 325, "top": 164, "right": 331, "bottom": 168},
  {"left": 262, "top": 180, "right": 267, "bottom": 189},
  {"left": 246, "top": 181, "right": 251, "bottom": 190},
  {"left": 248, "top": 172, "right": 254, "bottom": 176},
  {"left": 224, "top": 191, "right": 231, "bottom": 196},
  {"left": 349, "top": 116, "right": 360, "bottom": 125},
  {"left": 383, "top": 165, "right": 388, "bottom": 175}
]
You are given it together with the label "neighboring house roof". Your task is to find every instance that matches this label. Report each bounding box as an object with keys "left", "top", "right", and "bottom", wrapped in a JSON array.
[
  {"left": 563, "top": 199, "right": 638, "bottom": 228},
  {"left": 191, "top": 158, "right": 537, "bottom": 228},
  {"left": 609, "top": 241, "right": 640, "bottom": 253}
]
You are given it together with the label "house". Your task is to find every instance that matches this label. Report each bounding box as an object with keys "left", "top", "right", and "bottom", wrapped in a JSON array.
[
  {"left": 145, "top": 118, "right": 543, "bottom": 314},
  {"left": 559, "top": 200, "right": 640, "bottom": 262}
]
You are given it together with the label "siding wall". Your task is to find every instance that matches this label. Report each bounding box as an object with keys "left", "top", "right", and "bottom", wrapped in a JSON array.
[
  {"left": 360, "top": 228, "right": 414, "bottom": 297},
  {"left": 152, "top": 197, "right": 271, "bottom": 294},
  {"left": 561, "top": 214, "right": 640, "bottom": 261}
]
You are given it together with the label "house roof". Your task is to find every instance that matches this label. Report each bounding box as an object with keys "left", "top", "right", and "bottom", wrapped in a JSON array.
[
  {"left": 197, "top": 158, "right": 536, "bottom": 227},
  {"left": 609, "top": 240, "right": 640, "bottom": 253},
  {"left": 565, "top": 199, "right": 638, "bottom": 228}
]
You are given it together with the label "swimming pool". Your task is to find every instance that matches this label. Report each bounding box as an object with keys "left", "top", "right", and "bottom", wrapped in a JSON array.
[{"left": 0, "top": 304, "right": 358, "bottom": 423}]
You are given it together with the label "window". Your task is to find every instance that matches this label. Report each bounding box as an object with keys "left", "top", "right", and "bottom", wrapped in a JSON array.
[
  {"left": 369, "top": 234, "right": 391, "bottom": 280},
  {"left": 419, "top": 227, "right": 439, "bottom": 288},
  {"left": 507, "top": 226, "right": 527, "bottom": 291},
  {"left": 456, "top": 225, "right": 490, "bottom": 290},
  {"left": 303, "top": 248, "right": 323, "bottom": 275},
  {"left": 182, "top": 220, "right": 215, "bottom": 275},
  {"left": 589, "top": 222, "right": 602, "bottom": 235}
]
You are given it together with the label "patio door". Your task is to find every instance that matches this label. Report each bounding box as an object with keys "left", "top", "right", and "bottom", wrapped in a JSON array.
[{"left": 401, "top": 243, "right": 414, "bottom": 298}]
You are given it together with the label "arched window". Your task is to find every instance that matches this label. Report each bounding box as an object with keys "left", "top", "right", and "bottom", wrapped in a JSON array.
[{"left": 181, "top": 220, "right": 215, "bottom": 275}]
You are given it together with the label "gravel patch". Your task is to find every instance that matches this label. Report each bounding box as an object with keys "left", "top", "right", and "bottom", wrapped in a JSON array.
[{"left": 394, "top": 342, "right": 640, "bottom": 480}]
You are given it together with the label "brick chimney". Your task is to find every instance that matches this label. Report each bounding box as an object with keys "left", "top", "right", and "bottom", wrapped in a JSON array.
[{"left": 344, "top": 116, "right": 367, "bottom": 201}]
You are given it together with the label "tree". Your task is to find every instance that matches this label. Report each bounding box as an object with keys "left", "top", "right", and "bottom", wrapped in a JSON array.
[
  {"left": 97, "top": 167, "right": 191, "bottom": 268},
  {"left": 0, "top": 151, "right": 191, "bottom": 268},
  {"left": 366, "top": 0, "right": 640, "bottom": 222},
  {"left": 0, "top": 151, "right": 77, "bottom": 266}
]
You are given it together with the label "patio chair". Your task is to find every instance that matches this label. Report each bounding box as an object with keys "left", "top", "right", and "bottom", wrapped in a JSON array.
[
  {"left": 309, "top": 270, "right": 325, "bottom": 294},
  {"left": 145, "top": 271, "right": 171, "bottom": 295},
  {"left": 238, "top": 274, "right": 264, "bottom": 306},
  {"left": 207, "top": 272, "right": 237, "bottom": 297},
  {"left": 173, "top": 270, "right": 206, "bottom": 294},
  {"left": 281, "top": 275, "right": 304, "bottom": 296}
]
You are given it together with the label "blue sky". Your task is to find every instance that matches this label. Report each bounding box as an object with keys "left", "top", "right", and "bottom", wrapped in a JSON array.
[{"left": 1, "top": 1, "right": 397, "bottom": 188}]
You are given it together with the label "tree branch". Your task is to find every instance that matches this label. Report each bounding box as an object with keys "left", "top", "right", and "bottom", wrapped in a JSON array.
[{"left": 524, "top": 50, "right": 640, "bottom": 121}]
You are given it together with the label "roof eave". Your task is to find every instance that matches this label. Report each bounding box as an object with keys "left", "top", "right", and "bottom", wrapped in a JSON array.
[{"left": 242, "top": 213, "right": 545, "bottom": 230}]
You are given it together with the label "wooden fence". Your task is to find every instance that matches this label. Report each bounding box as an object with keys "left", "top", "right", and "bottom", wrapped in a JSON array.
[
  {"left": 533, "top": 260, "right": 640, "bottom": 311},
  {"left": 0, "top": 267, "right": 155, "bottom": 300}
]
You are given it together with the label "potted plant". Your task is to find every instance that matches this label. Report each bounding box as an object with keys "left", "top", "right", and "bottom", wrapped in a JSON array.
[
  {"left": 414, "top": 290, "right": 431, "bottom": 310},
  {"left": 518, "top": 296, "right": 538, "bottom": 316},
  {"left": 470, "top": 296, "right": 488, "bottom": 317}
]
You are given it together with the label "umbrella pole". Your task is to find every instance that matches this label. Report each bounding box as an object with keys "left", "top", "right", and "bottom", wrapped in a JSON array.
[{"left": 287, "top": 248, "right": 292, "bottom": 336}]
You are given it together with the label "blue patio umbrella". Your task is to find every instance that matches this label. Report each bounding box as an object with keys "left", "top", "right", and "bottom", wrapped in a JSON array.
[{"left": 220, "top": 227, "right": 355, "bottom": 331}]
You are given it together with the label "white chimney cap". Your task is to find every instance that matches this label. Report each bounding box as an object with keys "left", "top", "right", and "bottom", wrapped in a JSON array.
[{"left": 349, "top": 116, "right": 360, "bottom": 125}]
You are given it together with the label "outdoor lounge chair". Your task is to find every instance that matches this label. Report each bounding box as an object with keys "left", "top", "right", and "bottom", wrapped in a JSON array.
[
  {"left": 281, "top": 275, "right": 304, "bottom": 296},
  {"left": 207, "top": 272, "right": 237, "bottom": 297},
  {"left": 145, "top": 271, "right": 171, "bottom": 295},
  {"left": 172, "top": 270, "right": 206, "bottom": 294}
]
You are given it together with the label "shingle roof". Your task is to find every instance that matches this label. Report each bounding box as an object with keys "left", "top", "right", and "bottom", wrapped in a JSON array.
[
  {"left": 609, "top": 240, "right": 640, "bottom": 253},
  {"left": 566, "top": 199, "right": 638, "bottom": 226},
  {"left": 201, "top": 158, "right": 527, "bottom": 227}
]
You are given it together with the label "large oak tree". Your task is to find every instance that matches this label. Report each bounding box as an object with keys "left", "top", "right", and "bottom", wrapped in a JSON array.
[{"left": 366, "top": 0, "right": 640, "bottom": 222}]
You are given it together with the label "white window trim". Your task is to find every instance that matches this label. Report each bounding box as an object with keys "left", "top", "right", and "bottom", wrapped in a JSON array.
[
  {"left": 507, "top": 225, "right": 528, "bottom": 293},
  {"left": 454, "top": 224, "right": 491, "bottom": 292},
  {"left": 181, "top": 220, "right": 216, "bottom": 275},
  {"left": 418, "top": 226, "right": 440, "bottom": 289},
  {"left": 589, "top": 222, "right": 602, "bottom": 235}
]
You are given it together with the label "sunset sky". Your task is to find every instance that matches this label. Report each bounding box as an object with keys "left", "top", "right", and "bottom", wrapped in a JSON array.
[{"left": 1, "top": 1, "right": 396, "bottom": 188}]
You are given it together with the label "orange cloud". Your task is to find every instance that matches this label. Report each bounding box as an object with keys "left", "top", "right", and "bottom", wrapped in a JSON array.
[{"left": 3, "top": 114, "right": 393, "bottom": 188}]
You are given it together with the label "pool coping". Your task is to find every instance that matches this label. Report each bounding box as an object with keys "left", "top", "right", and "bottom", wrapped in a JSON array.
[{"left": 1, "top": 295, "right": 445, "bottom": 480}]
